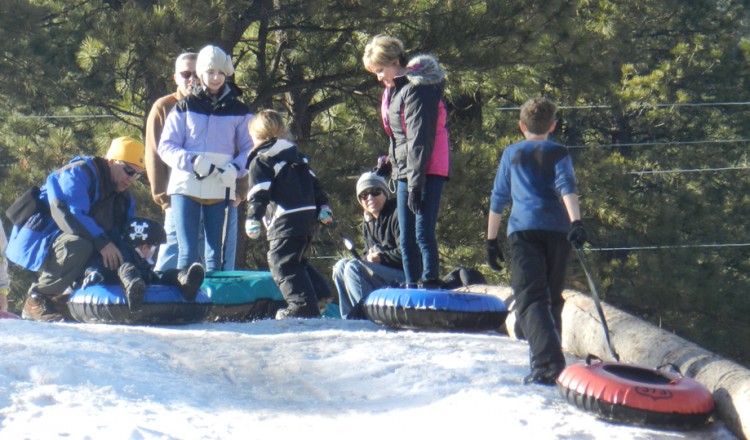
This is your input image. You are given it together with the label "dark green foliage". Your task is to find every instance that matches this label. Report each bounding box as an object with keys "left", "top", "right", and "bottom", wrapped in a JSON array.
[{"left": 0, "top": 0, "right": 748, "bottom": 366}]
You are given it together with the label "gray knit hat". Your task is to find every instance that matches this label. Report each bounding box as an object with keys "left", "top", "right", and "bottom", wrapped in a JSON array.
[
  {"left": 196, "top": 45, "right": 234, "bottom": 77},
  {"left": 356, "top": 172, "right": 389, "bottom": 199}
]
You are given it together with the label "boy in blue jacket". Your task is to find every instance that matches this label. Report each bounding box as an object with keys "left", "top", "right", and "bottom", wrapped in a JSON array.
[{"left": 486, "top": 97, "right": 587, "bottom": 385}]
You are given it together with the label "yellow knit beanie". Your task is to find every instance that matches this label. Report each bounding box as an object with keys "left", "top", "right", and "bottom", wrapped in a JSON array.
[{"left": 106, "top": 136, "right": 145, "bottom": 167}]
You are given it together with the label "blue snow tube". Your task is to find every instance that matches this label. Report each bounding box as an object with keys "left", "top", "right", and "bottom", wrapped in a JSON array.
[
  {"left": 363, "top": 287, "right": 508, "bottom": 332},
  {"left": 201, "top": 271, "right": 287, "bottom": 322},
  {"left": 67, "top": 284, "right": 211, "bottom": 325}
]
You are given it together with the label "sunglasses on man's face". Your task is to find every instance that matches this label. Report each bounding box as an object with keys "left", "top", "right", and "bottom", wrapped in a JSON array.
[
  {"left": 118, "top": 161, "right": 143, "bottom": 179},
  {"left": 358, "top": 188, "right": 384, "bottom": 200},
  {"left": 178, "top": 71, "right": 195, "bottom": 79}
]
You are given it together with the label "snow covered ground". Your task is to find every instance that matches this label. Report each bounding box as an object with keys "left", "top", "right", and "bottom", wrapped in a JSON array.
[{"left": 0, "top": 317, "right": 738, "bottom": 439}]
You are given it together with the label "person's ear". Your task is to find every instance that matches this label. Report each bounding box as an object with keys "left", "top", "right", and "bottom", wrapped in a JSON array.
[
  {"left": 547, "top": 120, "right": 557, "bottom": 134},
  {"left": 519, "top": 121, "right": 526, "bottom": 134}
]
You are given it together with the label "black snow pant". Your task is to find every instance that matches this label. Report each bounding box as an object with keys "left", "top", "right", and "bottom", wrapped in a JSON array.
[
  {"left": 268, "top": 235, "right": 332, "bottom": 317},
  {"left": 508, "top": 230, "right": 570, "bottom": 370}
]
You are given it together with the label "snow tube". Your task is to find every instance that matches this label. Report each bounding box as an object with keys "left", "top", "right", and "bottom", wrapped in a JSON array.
[
  {"left": 363, "top": 287, "right": 508, "bottom": 332},
  {"left": 67, "top": 284, "right": 211, "bottom": 325},
  {"left": 201, "top": 271, "right": 286, "bottom": 322},
  {"left": 557, "top": 357, "right": 715, "bottom": 428},
  {"left": 0, "top": 310, "right": 21, "bottom": 320}
]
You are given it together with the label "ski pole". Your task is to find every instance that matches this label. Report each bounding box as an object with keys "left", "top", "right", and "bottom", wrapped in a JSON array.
[
  {"left": 343, "top": 237, "right": 361, "bottom": 261},
  {"left": 220, "top": 187, "right": 230, "bottom": 271},
  {"left": 325, "top": 223, "right": 377, "bottom": 278},
  {"left": 574, "top": 247, "right": 620, "bottom": 362}
]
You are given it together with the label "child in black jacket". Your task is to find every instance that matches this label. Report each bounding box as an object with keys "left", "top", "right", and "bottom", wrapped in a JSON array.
[
  {"left": 81, "top": 217, "right": 205, "bottom": 311},
  {"left": 244, "top": 110, "right": 333, "bottom": 319}
]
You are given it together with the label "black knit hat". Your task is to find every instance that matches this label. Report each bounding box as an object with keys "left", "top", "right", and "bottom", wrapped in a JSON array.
[{"left": 125, "top": 217, "right": 167, "bottom": 246}]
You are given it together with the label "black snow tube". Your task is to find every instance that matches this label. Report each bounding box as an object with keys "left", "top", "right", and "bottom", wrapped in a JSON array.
[
  {"left": 67, "top": 284, "right": 211, "bottom": 325},
  {"left": 557, "top": 357, "right": 715, "bottom": 428},
  {"left": 363, "top": 287, "right": 508, "bottom": 332}
]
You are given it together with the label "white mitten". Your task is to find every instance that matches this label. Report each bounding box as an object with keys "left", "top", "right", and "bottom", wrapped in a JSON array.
[
  {"left": 193, "top": 156, "right": 215, "bottom": 178},
  {"left": 218, "top": 163, "right": 239, "bottom": 187}
]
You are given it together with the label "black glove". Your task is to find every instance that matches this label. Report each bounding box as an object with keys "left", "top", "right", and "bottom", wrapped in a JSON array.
[
  {"left": 407, "top": 189, "right": 422, "bottom": 214},
  {"left": 567, "top": 220, "right": 588, "bottom": 249},
  {"left": 486, "top": 238, "right": 504, "bottom": 271},
  {"left": 374, "top": 155, "right": 392, "bottom": 178}
]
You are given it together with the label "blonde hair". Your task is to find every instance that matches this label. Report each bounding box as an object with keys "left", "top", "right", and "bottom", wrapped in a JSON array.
[
  {"left": 249, "top": 110, "right": 287, "bottom": 144},
  {"left": 362, "top": 35, "right": 406, "bottom": 72}
]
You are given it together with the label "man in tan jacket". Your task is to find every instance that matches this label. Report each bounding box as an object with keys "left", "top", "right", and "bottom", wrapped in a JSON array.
[
  {"left": 145, "top": 52, "right": 197, "bottom": 211},
  {"left": 145, "top": 53, "right": 197, "bottom": 273}
]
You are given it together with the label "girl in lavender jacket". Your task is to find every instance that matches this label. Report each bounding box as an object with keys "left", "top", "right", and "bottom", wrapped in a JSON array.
[{"left": 158, "top": 45, "right": 252, "bottom": 271}]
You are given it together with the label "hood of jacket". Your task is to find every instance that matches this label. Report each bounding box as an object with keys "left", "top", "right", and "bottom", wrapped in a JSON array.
[
  {"left": 405, "top": 54, "right": 445, "bottom": 87},
  {"left": 255, "top": 138, "right": 305, "bottom": 164}
]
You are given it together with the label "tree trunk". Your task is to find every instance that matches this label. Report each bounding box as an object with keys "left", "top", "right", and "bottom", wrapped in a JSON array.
[{"left": 457, "top": 284, "right": 750, "bottom": 440}]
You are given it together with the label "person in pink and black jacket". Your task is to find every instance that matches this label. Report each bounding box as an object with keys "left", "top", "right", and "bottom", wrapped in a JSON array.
[{"left": 362, "top": 35, "right": 450, "bottom": 286}]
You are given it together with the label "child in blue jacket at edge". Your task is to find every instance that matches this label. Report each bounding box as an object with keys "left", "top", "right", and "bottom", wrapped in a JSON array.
[
  {"left": 244, "top": 110, "right": 334, "bottom": 319},
  {"left": 486, "top": 97, "right": 588, "bottom": 386}
]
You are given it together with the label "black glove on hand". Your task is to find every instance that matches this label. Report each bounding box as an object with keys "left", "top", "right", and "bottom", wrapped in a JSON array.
[
  {"left": 486, "top": 238, "right": 504, "bottom": 271},
  {"left": 374, "top": 155, "right": 392, "bottom": 178},
  {"left": 567, "top": 220, "right": 588, "bottom": 249},
  {"left": 407, "top": 189, "right": 422, "bottom": 214}
]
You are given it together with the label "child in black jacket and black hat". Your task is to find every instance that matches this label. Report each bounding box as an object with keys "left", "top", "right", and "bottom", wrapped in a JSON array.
[
  {"left": 244, "top": 110, "right": 334, "bottom": 319},
  {"left": 81, "top": 217, "right": 205, "bottom": 311}
]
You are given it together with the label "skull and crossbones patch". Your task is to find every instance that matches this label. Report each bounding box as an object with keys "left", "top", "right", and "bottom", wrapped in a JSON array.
[{"left": 129, "top": 220, "right": 150, "bottom": 243}]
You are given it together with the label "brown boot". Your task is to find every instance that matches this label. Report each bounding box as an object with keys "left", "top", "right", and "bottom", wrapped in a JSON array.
[{"left": 22, "top": 292, "right": 70, "bottom": 322}]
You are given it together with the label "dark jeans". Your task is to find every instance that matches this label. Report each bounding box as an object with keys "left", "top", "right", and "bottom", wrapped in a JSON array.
[
  {"left": 267, "top": 236, "right": 332, "bottom": 317},
  {"left": 396, "top": 176, "right": 445, "bottom": 284},
  {"left": 509, "top": 230, "right": 571, "bottom": 369}
]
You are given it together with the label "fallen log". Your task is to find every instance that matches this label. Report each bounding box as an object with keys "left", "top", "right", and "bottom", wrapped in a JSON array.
[{"left": 458, "top": 284, "right": 750, "bottom": 440}]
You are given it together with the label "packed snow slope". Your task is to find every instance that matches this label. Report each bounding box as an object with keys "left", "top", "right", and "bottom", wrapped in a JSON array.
[{"left": 0, "top": 318, "right": 738, "bottom": 439}]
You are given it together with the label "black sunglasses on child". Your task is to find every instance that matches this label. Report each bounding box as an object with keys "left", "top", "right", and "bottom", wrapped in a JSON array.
[
  {"left": 178, "top": 71, "right": 195, "bottom": 79},
  {"left": 358, "top": 188, "right": 384, "bottom": 200}
]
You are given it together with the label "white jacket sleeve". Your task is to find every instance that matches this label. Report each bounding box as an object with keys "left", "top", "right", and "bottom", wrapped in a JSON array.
[{"left": 0, "top": 219, "right": 10, "bottom": 291}]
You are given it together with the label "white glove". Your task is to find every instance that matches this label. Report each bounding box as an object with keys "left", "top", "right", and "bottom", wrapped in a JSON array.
[
  {"left": 218, "top": 163, "right": 239, "bottom": 187},
  {"left": 193, "top": 156, "right": 216, "bottom": 178},
  {"left": 245, "top": 219, "right": 261, "bottom": 239}
]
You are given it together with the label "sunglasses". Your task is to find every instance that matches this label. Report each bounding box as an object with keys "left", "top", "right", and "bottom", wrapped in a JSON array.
[
  {"left": 358, "top": 188, "right": 384, "bottom": 200},
  {"left": 178, "top": 71, "right": 195, "bottom": 79},
  {"left": 117, "top": 161, "right": 143, "bottom": 179}
]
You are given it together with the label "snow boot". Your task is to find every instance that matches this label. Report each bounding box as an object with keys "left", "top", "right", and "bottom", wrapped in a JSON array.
[
  {"left": 177, "top": 263, "right": 204, "bottom": 301},
  {"left": 523, "top": 362, "right": 565, "bottom": 386},
  {"left": 118, "top": 262, "right": 146, "bottom": 312},
  {"left": 22, "top": 292, "right": 71, "bottom": 322},
  {"left": 81, "top": 268, "right": 105, "bottom": 289}
]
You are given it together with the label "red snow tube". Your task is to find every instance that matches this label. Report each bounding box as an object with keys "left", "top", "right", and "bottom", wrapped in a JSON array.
[
  {"left": 557, "top": 357, "right": 715, "bottom": 428},
  {"left": 0, "top": 310, "right": 20, "bottom": 319}
]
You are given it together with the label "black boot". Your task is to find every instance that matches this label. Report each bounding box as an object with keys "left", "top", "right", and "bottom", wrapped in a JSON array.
[
  {"left": 118, "top": 263, "right": 146, "bottom": 312},
  {"left": 177, "top": 263, "right": 205, "bottom": 301},
  {"left": 523, "top": 361, "right": 566, "bottom": 386},
  {"left": 81, "top": 268, "right": 104, "bottom": 289}
]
